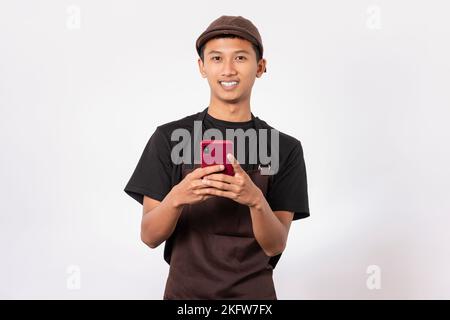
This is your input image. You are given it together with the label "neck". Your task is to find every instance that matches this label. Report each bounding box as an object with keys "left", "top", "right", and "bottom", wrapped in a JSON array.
[{"left": 207, "top": 100, "right": 252, "bottom": 122}]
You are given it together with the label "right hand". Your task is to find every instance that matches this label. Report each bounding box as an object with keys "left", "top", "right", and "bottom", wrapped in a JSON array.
[{"left": 171, "top": 164, "right": 225, "bottom": 207}]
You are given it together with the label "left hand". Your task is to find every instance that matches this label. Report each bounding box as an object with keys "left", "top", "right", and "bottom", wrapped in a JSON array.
[{"left": 196, "top": 153, "right": 263, "bottom": 207}]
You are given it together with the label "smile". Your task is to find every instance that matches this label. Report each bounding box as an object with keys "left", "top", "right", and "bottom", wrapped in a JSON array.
[{"left": 219, "top": 81, "right": 239, "bottom": 90}]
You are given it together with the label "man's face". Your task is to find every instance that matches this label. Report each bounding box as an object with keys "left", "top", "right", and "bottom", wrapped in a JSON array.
[{"left": 198, "top": 37, "right": 266, "bottom": 104}]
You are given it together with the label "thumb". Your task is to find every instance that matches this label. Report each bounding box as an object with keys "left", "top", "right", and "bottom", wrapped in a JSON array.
[{"left": 227, "top": 153, "right": 243, "bottom": 173}]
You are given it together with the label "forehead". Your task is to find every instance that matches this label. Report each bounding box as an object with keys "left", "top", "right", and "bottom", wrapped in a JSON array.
[{"left": 204, "top": 37, "right": 255, "bottom": 55}]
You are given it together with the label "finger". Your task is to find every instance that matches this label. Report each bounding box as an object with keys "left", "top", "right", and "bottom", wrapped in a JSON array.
[
  {"left": 192, "top": 164, "right": 224, "bottom": 178},
  {"left": 201, "top": 178, "right": 238, "bottom": 192},
  {"left": 203, "top": 173, "right": 234, "bottom": 184},
  {"left": 196, "top": 187, "right": 236, "bottom": 199},
  {"left": 194, "top": 188, "right": 216, "bottom": 196},
  {"left": 227, "top": 153, "right": 243, "bottom": 174},
  {"left": 200, "top": 194, "right": 214, "bottom": 201},
  {"left": 194, "top": 192, "right": 214, "bottom": 201},
  {"left": 191, "top": 179, "right": 215, "bottom": 190}
]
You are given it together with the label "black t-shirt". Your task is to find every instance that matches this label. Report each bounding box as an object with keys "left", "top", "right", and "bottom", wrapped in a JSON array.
[{"left": 124, "top": 109, "right": 310, "bottom": 220}]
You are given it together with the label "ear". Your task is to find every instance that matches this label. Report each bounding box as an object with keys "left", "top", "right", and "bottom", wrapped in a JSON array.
[
  {"left": 256, "top": 58, "right": 267, "bottom": 78},
  {"left": 198, "top": 58, "right": 207, "bottom": 78}
]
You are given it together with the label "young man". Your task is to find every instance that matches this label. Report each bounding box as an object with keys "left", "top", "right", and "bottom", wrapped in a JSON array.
[{"left": 124, "top": 15, "right": 310, "bottom": 299}]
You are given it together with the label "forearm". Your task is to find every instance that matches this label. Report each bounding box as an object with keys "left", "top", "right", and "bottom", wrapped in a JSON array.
[
  {"left": 249, "top": 191, "right": 288, "bottom": 257},
  {"left": 140, "top": 188, "right": 184, "bottom": 248}
]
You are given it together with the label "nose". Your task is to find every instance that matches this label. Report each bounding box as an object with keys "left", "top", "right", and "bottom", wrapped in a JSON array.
[{"left": 221, "top": 58, "right": 237, "bottom": 76}]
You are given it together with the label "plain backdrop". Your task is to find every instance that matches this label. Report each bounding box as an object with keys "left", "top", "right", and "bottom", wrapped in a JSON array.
[{"left": 1, "top": 0, "right": 449, "bottom": 299}]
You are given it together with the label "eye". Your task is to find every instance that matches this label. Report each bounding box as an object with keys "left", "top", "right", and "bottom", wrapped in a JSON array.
[
  {"left": 211, "top": 56, "right": 221, "bottom": 61},
  {"left": 236, "top": 56, "right": 247, "bottom": 61}
]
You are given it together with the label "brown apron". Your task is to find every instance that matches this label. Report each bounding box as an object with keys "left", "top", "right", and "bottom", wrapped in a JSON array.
[
  {"left": 163, "top": 162, "right": 276, "bottom": 300},
  {"left": 162, "top": 107, "right": 278, "bottom": 299}
]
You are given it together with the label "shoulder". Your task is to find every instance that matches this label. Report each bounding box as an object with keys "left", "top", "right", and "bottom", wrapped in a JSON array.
[
  {"left": 152, "top": 111, "right": 202, "bottom": 142},
  {"left": 157, "top": 111, "right": 201, "bottom": 132},
  {"left": 256, "top": 117, "right": 303, "bottom": 155}
]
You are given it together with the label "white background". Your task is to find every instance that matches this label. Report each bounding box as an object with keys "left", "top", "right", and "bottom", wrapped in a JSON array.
[{"left": 1, "top": 0, "right": 449, "bottom": 299}]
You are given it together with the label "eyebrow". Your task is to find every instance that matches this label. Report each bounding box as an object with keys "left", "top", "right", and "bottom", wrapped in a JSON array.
[{"left": 207, "top": 50, "right": 251, "bottom": 55}]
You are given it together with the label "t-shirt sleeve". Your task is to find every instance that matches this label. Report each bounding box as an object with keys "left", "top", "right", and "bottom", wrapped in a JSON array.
[
  {"left": 124, "top": 126, "right": 173, "bottom": 205},
  {"left": 266, "top": 140, "right": 310, "bottom": 220}
]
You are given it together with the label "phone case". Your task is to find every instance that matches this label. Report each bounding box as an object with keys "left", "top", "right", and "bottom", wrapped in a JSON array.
[{"left": 200, "top": 140, "right": 235, "bottom": 176}]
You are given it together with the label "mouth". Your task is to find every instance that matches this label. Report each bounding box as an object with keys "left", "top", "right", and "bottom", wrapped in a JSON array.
[{"left": 219, "top": 80, "right": 239, "bottom": 90}]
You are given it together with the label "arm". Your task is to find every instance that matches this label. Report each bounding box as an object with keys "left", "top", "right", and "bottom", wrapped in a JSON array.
[
  {"left": 140, "top": 191, "right": 183, "bottom": 249},
  {"left": 249, "top": 190, "right": 294, "bottom": 257}
]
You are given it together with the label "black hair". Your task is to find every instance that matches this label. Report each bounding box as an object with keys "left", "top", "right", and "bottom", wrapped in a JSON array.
[{"left": 199, "top": 34, "right": 262, "bottom": 64}]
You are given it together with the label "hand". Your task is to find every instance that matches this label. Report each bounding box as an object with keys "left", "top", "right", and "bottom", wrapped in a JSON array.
[
  {"left": 172, "top": 164, "right": 225, "bottom": 208},
  {"left": 197, "top": 153, "right": 263, "bottom": 207}
]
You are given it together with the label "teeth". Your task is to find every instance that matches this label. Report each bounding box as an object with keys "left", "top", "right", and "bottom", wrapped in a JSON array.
[{"left": 220, "top": 81, "right": 238, "bottom": 87}]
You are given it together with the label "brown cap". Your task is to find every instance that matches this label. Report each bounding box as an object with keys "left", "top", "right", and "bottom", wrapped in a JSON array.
[{"left": 196, "top": 15, "right": 266, "bottom": 72}]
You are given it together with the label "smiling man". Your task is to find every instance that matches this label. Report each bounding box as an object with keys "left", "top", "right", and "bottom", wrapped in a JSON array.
[{"left": 124, "top": 15, "right": 310, "bottom": 300}]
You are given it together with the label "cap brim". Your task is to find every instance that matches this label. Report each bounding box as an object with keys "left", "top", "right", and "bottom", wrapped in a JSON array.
[{"left": 196, "top": 28, "right": 261, "bottom": 57}]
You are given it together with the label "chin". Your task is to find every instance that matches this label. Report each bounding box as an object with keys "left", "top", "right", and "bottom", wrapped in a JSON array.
[{"left": 217, "top": 93, "right": 241, "bottom": 102}]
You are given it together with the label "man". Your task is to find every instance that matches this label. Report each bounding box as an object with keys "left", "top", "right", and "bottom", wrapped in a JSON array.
[{"left": 124, "top": 15, "right": 310, "bottom": 299}]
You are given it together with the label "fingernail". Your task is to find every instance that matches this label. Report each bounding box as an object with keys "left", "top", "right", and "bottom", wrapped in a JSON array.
[
  {"left": 227, "top": 153, "right": 233, "bottom": 161},
  {"left": 220, "top": 165, "right": 224, "bottom": 170}
]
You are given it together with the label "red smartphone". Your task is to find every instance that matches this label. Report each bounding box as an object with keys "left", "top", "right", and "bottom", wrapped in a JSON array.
[{"left": 201, "top": 140, "right": 235, "bottom": 176}]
